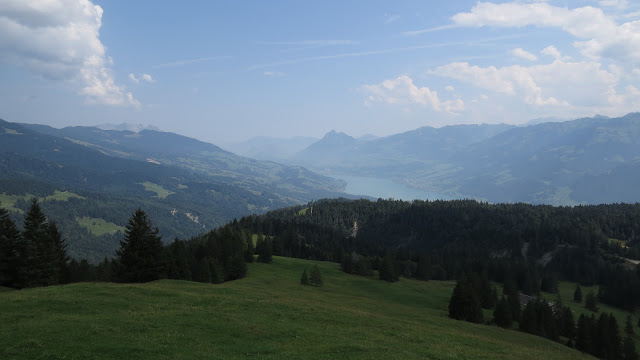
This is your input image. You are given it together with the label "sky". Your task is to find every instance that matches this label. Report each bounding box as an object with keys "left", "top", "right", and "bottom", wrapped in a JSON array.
[{"left": 1, "top": 0, "right": 639, "bottom": 146}]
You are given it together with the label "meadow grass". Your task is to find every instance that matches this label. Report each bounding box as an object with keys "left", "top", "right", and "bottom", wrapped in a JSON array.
[
  {"left": 0, "top": 257, "right": 594, "bottom": 360},
  {"left": 1, "top": 190, "right": 86, "bottom": 214},
  {"left": 42, "top": 190, "right": 86, "bottom": 202},
  {"left": 140, "top": 181, "right": 175, "bottom": 199},
  {"left": 76, "top": 216, "right": 126, "bottom": 236}
]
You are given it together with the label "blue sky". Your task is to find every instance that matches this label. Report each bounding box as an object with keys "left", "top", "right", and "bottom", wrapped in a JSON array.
[{"left": 1, "top": 0, "right": 639, "bottom": 146}]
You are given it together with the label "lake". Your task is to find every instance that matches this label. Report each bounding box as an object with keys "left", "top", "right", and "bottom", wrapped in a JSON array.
[{"left": 331, "top": 174, "right": 456, "bottom": 201}]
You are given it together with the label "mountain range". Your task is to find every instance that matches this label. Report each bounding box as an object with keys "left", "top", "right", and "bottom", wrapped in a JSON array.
[
  {"left": 0, "top": 119, "right": 350, "bottom": 261},
  {"left": 274, "top": 113, "right": 640, "bottom": 205}
]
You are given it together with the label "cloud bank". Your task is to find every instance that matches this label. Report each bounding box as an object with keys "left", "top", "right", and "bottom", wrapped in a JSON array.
[{"left": 0, "top": 0, "right": 138, "bottom": 106}]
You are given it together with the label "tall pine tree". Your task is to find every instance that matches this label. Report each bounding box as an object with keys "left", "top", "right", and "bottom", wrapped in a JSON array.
[
  {"left": 0, "top": 206, "right": 22, "bottom": 288},
  {"left": 115, "top": 209, "right": 165, "bottom": 283}
]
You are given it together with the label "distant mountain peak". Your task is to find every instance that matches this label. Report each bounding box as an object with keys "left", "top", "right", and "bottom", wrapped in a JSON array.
[{"left": 96, "top": 122, "right": 162, "bottom": 133}]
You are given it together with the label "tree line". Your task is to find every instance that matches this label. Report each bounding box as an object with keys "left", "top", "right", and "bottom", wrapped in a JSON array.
[
  {"left": 0, "top": 201, "right": 273, "bottom": 288},
  {"left": 448, "top": 271, "right": 639, "bottom": 360}
]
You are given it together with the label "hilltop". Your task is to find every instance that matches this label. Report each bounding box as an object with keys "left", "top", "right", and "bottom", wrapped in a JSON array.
[{"left": 0, "top": 257, "right": 592, "bottom": 360}]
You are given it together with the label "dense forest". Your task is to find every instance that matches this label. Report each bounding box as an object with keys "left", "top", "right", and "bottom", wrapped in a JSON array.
[{"left": 228, "top": 198, "right": 640, "bottom": 310}]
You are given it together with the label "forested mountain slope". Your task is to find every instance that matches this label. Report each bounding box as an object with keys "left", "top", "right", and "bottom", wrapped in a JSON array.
[{"left": 0, "top": 119, "right": 352, "bottom": 261}]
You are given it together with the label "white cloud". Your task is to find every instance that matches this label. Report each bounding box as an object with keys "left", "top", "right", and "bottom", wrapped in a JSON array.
[
  {"left": 541, "top": 45, "right": 571, "bottom": 61},
  {"left": 445, "top": 85, "right": 455, "bottom": 92},
  {"left": 431, "top": 60, "right": 630, "bottom": 112},
  {"left": 0, "top": 0, "right": 138, "bottom": 107},
  {"left": 129, "top": 73, "right": 154, "bottom": 84},
  {"left": 511, "top": 48, "right": 538, "bottom": 61},
  {"left": 450, "top": 2, "right": 640, "bottom": 64},
  {"left": 141, "top": 73, "right": 154, "bottom": 83},
  {"left": 362, "top": 75, "right": 464, "bottom": 114},
  {"left": 599, "top": 0, "right": 628, "bottom": 9}
]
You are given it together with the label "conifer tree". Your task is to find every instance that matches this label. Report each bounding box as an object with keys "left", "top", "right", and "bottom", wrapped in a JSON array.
[
  {"left": 244, "top": 235, "right": 255, "bottom": 263},
  {"left": 300, "top": 269, "right": 309, "bottom": 285},
  {"left": 574, "top": 284, "right": 583, "bottom": 303},
  {"left": 22, "top": 198, "right": 49, "bottom": 287},
  {"left": 626, "top": 314, "right": 634, "bottom": 335},
  {"left": 210, "top": 261, "right": 225, "bottom": 284},
  {"left": 507, "top": 290, "right": 521, "bottom": 322},
  {"left": 493, "top": 296, "right": 513, "bottom": 328},
  {"left": 585, "top": 290, "right": 599, "bottom": 312},
  {"left": 46, "top": 221, "right": 68, "bottom": 285},
  {"left": 257, "top": 236, "right": 272, "bottom": 263},
  {"left": 224, "top": 254, "right": 247, "bottom": 281},
  {"left": 623, "top": 335, "right": 639, "bottom": 360},
  {"left": 115, "top": 208, "right": 165, "bottom": 283},
  {"left": 0, "top": 206, "right": 21, "bottom": 288},
  {"left": 449, "top": 275, "right": 483, "bottom": 323},
  {"left": 379, "top": 252, "right": 399, "bottom": 282},
  {"left": 309, "top": 264, "right": 323, "bottom": 287},
  {"left": 576, "top": 314, "right": 592, "bottom": 354}
]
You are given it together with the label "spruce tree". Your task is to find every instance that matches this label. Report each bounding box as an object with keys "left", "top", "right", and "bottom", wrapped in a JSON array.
[
  {"left": 257, "top": 236, "right": 273, "bottom": 263},
  {"left": 224, "top": 254, "right": 247, "bottom": 281},
  {"left": 309, "top": 264, "right": 323, "bottom": 287},
  {"left": 379, "top": 252, "right": 399, "bottom": 282},
  {"left": 46, "top": 221, "right": 68, "bottom": 285},
  {"left": 449, "top": 275, "right": 483, "bottom": 323},
  {"left": 585, "top": 290, "right": 599, "bottom": 312},
  {"left": 300, "top": 269, "right": 309, "bottom": 285},
  {"left": 0, "top": 206, "right": 21, "bottom": 288},
  {"left": 623, "top": 335, "right": 639, "bottom": 360},
  {"left": 244, "top": 235, "right": 255, "bottom": 263},
  {"left": 576, "top": 314, "right": 592, "bottom": 354},
  {"left": 625, "top": 314, "right": 634, "bottom": 335},
  {"left": 507, "top": 290, "right": 521, "bottom": 322},
  {"left": 115, "top": 208, "right": 165, "bottom": 283},
  {"left": 574, "top": 284, "right": 583, "bottom": 303},
  {"left": 22, "top": 198, "right": 49, "bottom": 287},
  {"left": 493, "top": 296, "right": 513, "bottom": 328}
]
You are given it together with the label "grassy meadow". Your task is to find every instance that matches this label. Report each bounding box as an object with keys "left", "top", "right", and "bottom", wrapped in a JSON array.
[{"left": 0, "top": 257, "right": 594, "bottom": 360}]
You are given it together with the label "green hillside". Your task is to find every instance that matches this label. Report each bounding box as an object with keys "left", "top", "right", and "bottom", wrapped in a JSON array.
[{"left": 0, "top": 257, "right": 592, "bottom": 360}]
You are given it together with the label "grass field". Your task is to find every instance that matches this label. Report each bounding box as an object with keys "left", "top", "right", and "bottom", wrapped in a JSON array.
[
  {"left": 1, "top": 190, "right": 86, "bottom": 214},
  {"left": 140, "top": 181, "right": 175, "bottom": 199},
  {"left": 0, "top": 257, "right": 594, "bottom": 360},
  {"left": 42, "top": 190, "right": 86, "bottom": 202},
  {"left": 76, "top": 216, "right": 127, "bottom": 236}
]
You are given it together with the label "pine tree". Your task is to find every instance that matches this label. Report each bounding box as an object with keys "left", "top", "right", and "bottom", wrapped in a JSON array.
[
  {"left": 115, "top": 208, "right": 165, "bottom": 283},
  {"left": 625, "top": 314, "right": 634, "bottom": 335},
  {"left": 493, "top": 296, "right": 513, "bottom": 328},
  {"left": 46, "top": 221, "right": 68, "bottom": 285},
  {"left": 449, "top": 275, "right": 483, "bottom": 323},
  {"left": 257, "top": 236, "right": 272, "bottom": 264},
  {"left": 300, "top": 269, "right": 309, "bottom": 285},
  {"left": 379, "top": 252, "right": 399, "bottom": 282},
  {"left": 585, "top": 290, "right": 598, "bottom": 312},
  {"left": 623, "top": 335, "right": 639, "bottom": 360},
  {"left": 0, "top": 206, "right": 21, "bottom": 288},
  {"left": 22, "top": 198, "right": 49, "bottom": 287},
  {"left": 309, "top": 265, "right": 323, "bottom": 287},
  {"left": 244, "top": 235, "right": 255, "bottom": 263},
  {"left": 224, "top": 254, "right": 247, "bottom": 281},
  {"left": 576, "top": 314, "right": 592, "bottom": 354},
  {"left": 574, "top": 284, "right": 583, "bottom": 303},
  {"left": 507, "top": 290, "right": 521, "bottom": 322}
]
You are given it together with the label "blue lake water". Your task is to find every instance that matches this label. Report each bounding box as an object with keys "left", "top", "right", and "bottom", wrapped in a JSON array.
[{"left": 331, "top": 174, "right": 456, "bottom": 201}]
